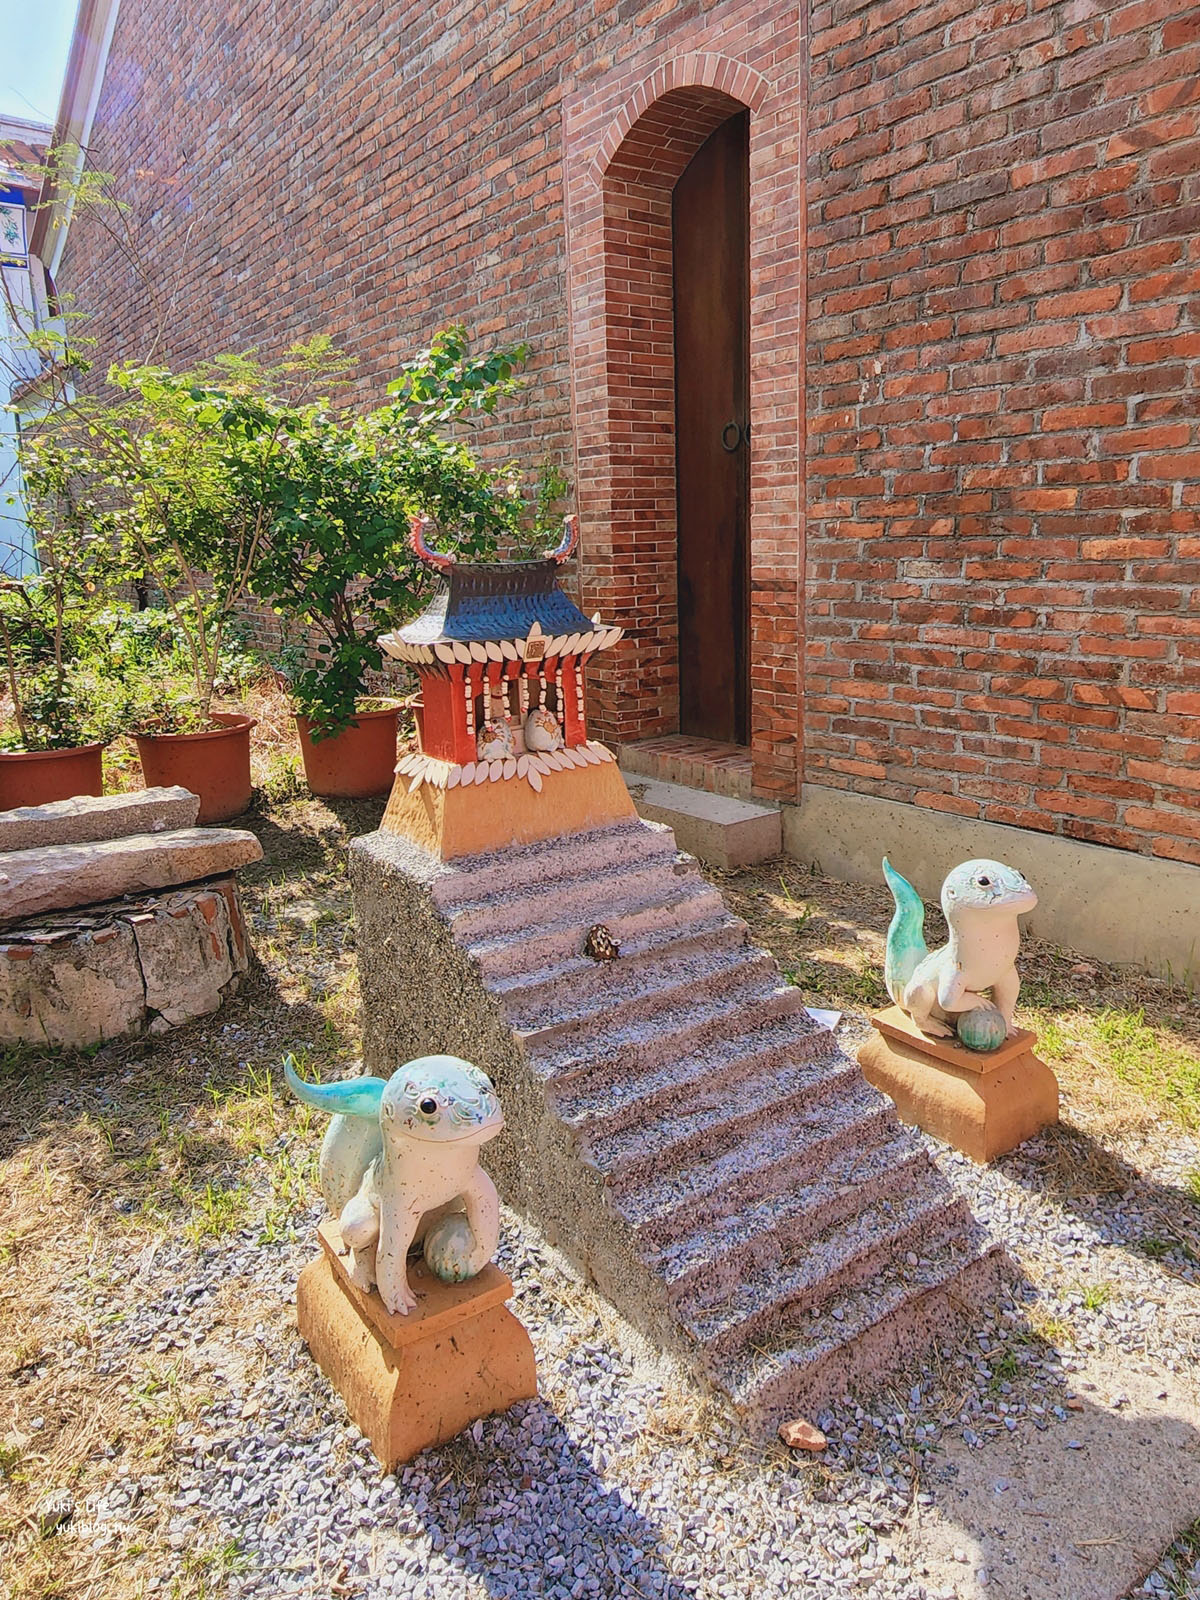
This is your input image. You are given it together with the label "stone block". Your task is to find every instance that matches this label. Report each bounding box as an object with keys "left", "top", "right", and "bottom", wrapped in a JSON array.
[
  {"left": 856, "top": 1005, "right": 1059, "bottom": 1163},
  {"left": 381, "top": 757, "right": 636, "bottom": 859},
  {"left": 296, "top": 1219, "right": 537, "bottom": 1470},
  {"left": 0, "top": 879, "right": 251, "bottom": 1049},
  {"left": 131, "top": 883, "right": 242, "bottom": 1024},
  {"left": 628, "top": 777, "right": 781, "bottom": 868},
  {"left": 0, "top": 787, "right": 200, "bottom": 852},
  {"left": 0, "top": 922, "right": 147, "bottom": 1048},
  {"left": 0, "top": 827, "right": 263, "bottom": 923}
]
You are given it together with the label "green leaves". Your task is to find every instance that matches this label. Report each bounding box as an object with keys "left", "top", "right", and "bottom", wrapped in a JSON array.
[{"left": 11, "top": 327, "right": 569, "bottom": 746}]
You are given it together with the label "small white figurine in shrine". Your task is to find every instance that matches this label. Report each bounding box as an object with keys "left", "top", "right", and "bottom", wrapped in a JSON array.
[
  {"left": 883, "top": 857, "right": 1037, "bottom": 1048},
  {"left": 476, "top": 715, "right": 515, "bottom": 761},
  {"left": 285, "top": 1053, "right": 503, "bottom": 1314},
  {"left": 523, "top": 703, "right": 564, "bottom": 752}
]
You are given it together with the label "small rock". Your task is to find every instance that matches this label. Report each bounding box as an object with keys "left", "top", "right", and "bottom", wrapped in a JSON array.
[
  {"left": 1065, "top": 1397, "right": 1084, "bottom": 1411},
  {"left": 778, "top": 1418, "right": 827, "bottom": 1452}
]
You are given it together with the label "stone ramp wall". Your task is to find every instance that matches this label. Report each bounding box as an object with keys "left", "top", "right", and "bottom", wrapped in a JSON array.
[{"left": 350, "top": 820, "right": 1004, "bottom": 1433}]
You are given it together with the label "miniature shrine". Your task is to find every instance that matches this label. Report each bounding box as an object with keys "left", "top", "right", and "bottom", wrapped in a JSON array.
[{"left": 378, "top": 516, "right": 637, "bottom": 857}]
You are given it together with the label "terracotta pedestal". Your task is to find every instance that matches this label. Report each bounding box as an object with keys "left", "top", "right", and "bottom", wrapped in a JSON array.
[
  {"left": 856, "top": 1006, "right": 1059, "bottom": 1163},
  {"left": 296, "top": 1219, "right": 537, "bottom": 1469}
]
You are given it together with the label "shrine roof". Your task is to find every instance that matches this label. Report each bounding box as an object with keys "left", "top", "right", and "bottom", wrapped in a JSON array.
[{"left": 399, "top": 558, "right": 594, "bottom": 647}]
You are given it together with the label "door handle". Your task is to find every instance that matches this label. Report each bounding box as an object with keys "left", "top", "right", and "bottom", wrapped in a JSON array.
[{"left": 721, "top": 421, "right": 749, "bottom": 451}]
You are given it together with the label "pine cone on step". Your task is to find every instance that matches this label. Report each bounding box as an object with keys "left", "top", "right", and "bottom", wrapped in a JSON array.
[{"left": 583, "top": 924, "right": 620, "bottom": 962}]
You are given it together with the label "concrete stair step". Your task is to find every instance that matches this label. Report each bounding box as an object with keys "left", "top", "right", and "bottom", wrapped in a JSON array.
[
  {"left": 513, "top": 946, "right": 781, "bottom": 1055},
  {"left": 679, "top": 1183, "right": 968, "bottom": 1358},
  {"left": 491, "top": 916, "right": 748, "bottom": 1016},
  {"left": 651, "top": 1131, "right": 931, "bottom": 1303},
  {"left": 526, "top": 969, "right": 805, "bottom": 1086},
  {"left": 431, "top": 820, "right": 681, "bottom": 918},
  {"left": 626, "top": 777, "right": 781, "bottom": 870},
  {"left": 586, "top": 1053, "right": 864, "bottom": 1194},
  {"left": 717, "top": 1228, "right": 1003, "bottom": 1430},
  {"left": 551, "top": 1008, "right": 837, "bottom": 1138},
  {"left": 619, "top": 737, "right": 753, "bottom": 801},
  {"left": 612, "top": 1078, "right": 892, "bottom": 1244},
  {"left": 466, "top": 875, "right": 729, "bottom": 981},
  {"left": 445, "top": 853, "right": 698, "bottom": 942}
]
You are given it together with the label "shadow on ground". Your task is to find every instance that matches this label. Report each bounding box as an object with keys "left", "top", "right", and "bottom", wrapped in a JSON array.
[{"left": 1001, "top": 1119, "right": 1200, "bottom": 1265}]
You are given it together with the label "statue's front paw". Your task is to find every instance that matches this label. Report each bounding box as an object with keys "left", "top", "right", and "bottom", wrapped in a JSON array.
[
  {"left": 380, "top": 1276, "right": 418, "bottom": 1316},
  {"left": 916, "top": 1017, "right": 954, "bottom": 1039},
  {"left": 376, "top": 1259, "right": 418, "bottom": 1316}
]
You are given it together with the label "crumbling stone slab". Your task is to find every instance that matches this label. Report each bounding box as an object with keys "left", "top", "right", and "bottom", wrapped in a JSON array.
[
  {"left": 0, "top": 827, "right": 263, "bottom": 923},
  {"left": 0, "top": 786, "right": 199, "bottom": 852},
  {"left": 0, "top": 878, "right": 251, "bottom": 1048}
]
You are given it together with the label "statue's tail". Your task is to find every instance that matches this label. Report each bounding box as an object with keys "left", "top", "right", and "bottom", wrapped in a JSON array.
[
  {"left": 283, "top": 1054, "right": 386, "bottom": 1120},
  {"left": 882, "top": 857, "right": 928, "bottom": 1005}
]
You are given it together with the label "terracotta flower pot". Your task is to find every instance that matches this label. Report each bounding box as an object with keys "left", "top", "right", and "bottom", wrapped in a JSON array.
[
  {"left": 0, "top": 742, "right": 105, "bottom": 809},
  {"left": 294, "top": 705, "right": 400, "bottom": 799},
  {"left": 135, "top": 712, "right": 256, "bottom": 823}
]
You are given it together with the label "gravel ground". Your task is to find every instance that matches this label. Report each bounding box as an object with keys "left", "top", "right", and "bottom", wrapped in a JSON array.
[
  {"left": 52, "top": 1079, "right": 1200, "bottom": 1600},
  {"left": 6, "top": 790, "right": 1197, "bottom": 1600}
]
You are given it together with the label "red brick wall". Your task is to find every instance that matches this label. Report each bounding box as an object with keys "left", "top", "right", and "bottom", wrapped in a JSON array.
[
  {"left": 806, "top": 0, "right": 1200, "bottom": 864},
  {"left": 62, "top": 0, "right": 1199, "bottom": 860}
]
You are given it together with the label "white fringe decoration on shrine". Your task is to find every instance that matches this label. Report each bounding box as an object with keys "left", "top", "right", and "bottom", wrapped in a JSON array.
[{"left": 395, "top": 742, "right": 616, "bottom": 795}]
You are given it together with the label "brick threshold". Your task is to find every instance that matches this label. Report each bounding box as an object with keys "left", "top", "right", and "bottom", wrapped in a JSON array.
[{"left": 617, "top": 734, "right": 754, "bottom": 801}]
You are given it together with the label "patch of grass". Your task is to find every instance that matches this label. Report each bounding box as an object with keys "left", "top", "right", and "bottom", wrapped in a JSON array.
[
  {"left": 990, "top": 1349, "right": 1020, "bottom": 1381},
  {"left": 171, "top": 1538, "right": 252, "bottom": 1598},
  {"left": 1184, "top": 1169, "right": 1200, "bottom": 1205},
  {"left": 1079, "top": 1282, "right": 1113, "bottom": 1311},
  {"left": 1021, "top": 1002, "right": 1200, "bottom": 1133},
  {"left": 1138, "top": 1236, "right": 1178, "bottom": 1262},
  {"left": 182, "top": 1179, "right": 248, "bottom": 1243},
  {"left": 1025, "top": 1306, "right": 1074, "bottom": 1346}
]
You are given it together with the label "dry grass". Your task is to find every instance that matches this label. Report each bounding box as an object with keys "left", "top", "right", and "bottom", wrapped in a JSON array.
[{"left": 0, "top": 736, "right": 385, "bottom": 1599}]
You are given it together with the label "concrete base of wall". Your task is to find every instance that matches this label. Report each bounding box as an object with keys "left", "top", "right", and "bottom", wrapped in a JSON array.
[{"left": 782, "top": 785, "right": 1199, "bottom": 978}]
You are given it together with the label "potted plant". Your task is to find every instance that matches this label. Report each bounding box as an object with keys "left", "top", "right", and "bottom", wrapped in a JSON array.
[
  {"left": 225, "top": 328, "right": 537, "bottom": 799},
  {"left": 0, "top": 437, "right": 129, "bottom": 807},
  {"left": 95, "top": 359, "right": 284, "bottom": 821}
]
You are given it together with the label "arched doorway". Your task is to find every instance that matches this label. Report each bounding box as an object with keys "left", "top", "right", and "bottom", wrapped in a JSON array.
[
  {"left": 674, "top": 110, "right": 749, "bottom": 745},
  {"left": 563, "top": 50, "right": 804, "bottom": 800}
]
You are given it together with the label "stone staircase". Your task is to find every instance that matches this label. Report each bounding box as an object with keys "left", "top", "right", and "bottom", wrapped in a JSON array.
[{"left": 351, "top": 817, "right": 1003, "bottom": 1432}]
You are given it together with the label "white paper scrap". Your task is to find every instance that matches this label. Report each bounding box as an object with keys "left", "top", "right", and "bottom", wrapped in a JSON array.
[{"left": 804, "top": 1008, "right": 842, "bottom": 1031}]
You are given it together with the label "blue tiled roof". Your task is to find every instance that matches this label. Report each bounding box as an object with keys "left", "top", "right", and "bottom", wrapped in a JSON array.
[{"left": 400, "top": 559, "right": 592, "bottom": 646}]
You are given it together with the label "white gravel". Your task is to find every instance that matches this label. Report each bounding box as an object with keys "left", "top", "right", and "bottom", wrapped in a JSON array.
[{"left": 61, "top": 1098, "right": 1200, "bottom": 1600}]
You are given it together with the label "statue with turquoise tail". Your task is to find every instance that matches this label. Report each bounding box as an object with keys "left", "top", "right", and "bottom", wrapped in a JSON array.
[
  {"left": 883, "top": 858, "right": 1037, "bottom": 1047},
  {"left": 285, "top": 1053, "right": 503, "bottom": 1315}
]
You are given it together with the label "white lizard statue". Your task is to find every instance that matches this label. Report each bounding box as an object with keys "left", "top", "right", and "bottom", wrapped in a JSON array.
[
  {"left": 883, "top": 857, "right": 1037, "bottom": 1042},
  {"left": 285, "top": 1053, "right": 503, "bottom": 1315}
]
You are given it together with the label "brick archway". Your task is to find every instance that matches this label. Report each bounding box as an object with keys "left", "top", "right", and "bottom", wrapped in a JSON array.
[{"left": 563, "top": 40, "right": 805, "bottom": 800}]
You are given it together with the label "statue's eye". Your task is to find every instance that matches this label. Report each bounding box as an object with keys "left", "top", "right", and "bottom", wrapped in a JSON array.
[
  {"left": 419, "top": 1097, "right": 438, "bottom": 1116},
  {"left": 977, "top": 875, "right": 991, "bottom": 887}
]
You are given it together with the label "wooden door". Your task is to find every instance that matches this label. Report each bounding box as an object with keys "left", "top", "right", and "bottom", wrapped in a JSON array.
[{"left": 673, "top": 111, "right": 750, "bottom": 746}]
